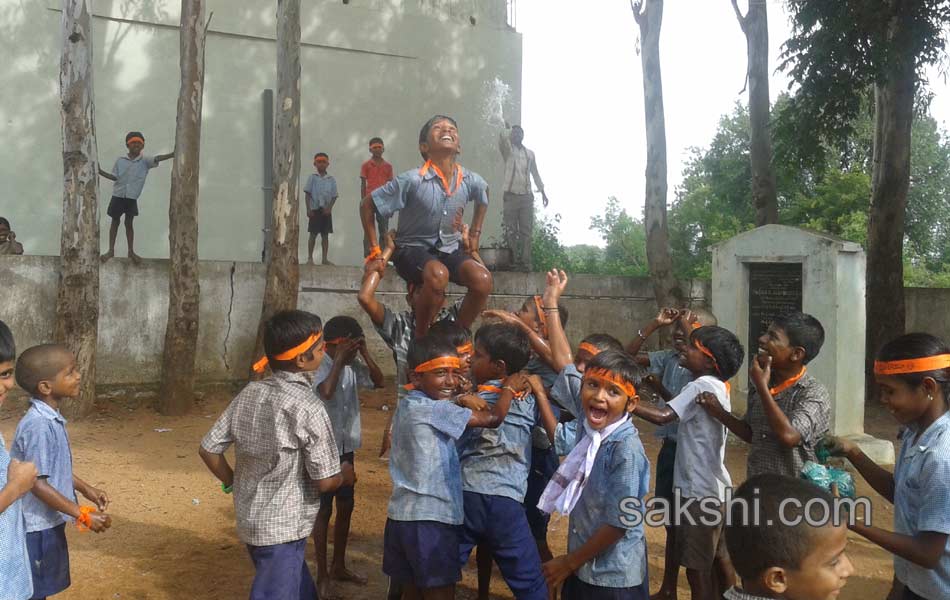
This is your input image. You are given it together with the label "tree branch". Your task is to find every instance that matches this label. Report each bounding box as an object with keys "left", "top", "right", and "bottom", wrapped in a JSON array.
[
  {"left": 731, "top": 0, "right": 747, "bottom": 30},
  {"left": 631, "top": 0, "right": 644, "bottom": 26}
]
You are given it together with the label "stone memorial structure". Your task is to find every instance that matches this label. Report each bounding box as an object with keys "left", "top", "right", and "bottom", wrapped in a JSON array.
[{"left": 712, "top": 225, "right": 895, "bottom": 463}]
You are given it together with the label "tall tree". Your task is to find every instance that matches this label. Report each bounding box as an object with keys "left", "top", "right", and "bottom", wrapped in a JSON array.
[
  {"left": 780, "top": 0, "right": 950, "bottom": 387},
  {"left": 56, "top": 0, "right": 100, "bottom": 418},
  {"left": 250, "top": 0, "right": 302, "bottom": 376},
  {"left": 731, "top": 0, "right": 778, "bottom": 226},
  {"left": 632, "top": 0, "right": 683, "bottom": 313},
  {"left": 159, "top": 0, "right": 210, "bottom": 415}
]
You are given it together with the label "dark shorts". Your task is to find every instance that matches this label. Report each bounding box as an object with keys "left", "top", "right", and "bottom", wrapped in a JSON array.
[
  {"left": 383, "top": 519, "right": 462, "bottom": 589},
  {"left": 107, "top": 196, "right": 139, "bottom": 219},
  {"left": 655, "top": 439, "right": 677, "bottom": 503},
  {"left": 458, "top": 492, "right": 547, "bottom": 600},
  {"left": 320, "top": 452, "right": 355, "bottom": 502},
  {"left": 674, "top": 501, "right": 729, "bottom": 570},
  {"left": 26, "top": 523, "right": 71, "bottom": 598},
  {"left": 392, "top": 246, "right": 475, "bottom": 286},
  {"left": 562, "top": 575, "right": 649, "bottom": 600},
  {"left": 524, "top": 445, "right": 559, "bottom": 541},
  {"left": 902, "top": 586, "right": 927, "bottom": 600},
  {"left": 246, "top": 537, "right": 317, "bottom": 600},
  {"left": 308, "top": 211, "right": 333, "bottom": 235}
]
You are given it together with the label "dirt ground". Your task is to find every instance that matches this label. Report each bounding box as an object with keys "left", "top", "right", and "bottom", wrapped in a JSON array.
[{"left": 0, "top": 382, "right": 900, "bottom": 600}]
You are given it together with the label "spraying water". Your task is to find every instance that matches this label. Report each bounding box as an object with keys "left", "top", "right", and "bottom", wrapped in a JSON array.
[{"left": 482, "top": 77, "right": 512, "bottom": 128}]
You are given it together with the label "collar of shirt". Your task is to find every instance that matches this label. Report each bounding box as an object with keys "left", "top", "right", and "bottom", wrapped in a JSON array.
[
  {"left": 119, "top": 154, "right": 144, "bottom": 163},
  {"left": 724, "top": 587, "right": 771, "bottom": 600},
  {"left": 271, "top": 370, "right": 314, "bottom": 389},
  {"left": 28, "top": 398, "right": 66, "bottom": 424},
  {"left": 902, "top": 411, "right": 950, "bottom": 456}
]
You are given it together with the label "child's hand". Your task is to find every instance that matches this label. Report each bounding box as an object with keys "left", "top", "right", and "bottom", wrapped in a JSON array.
[
  {"left": 456, "top": 394, "right": 489, "bottom": 412},
  {"left": 341, "top": 461, "right": 357, "bottom": 487},
  {"left": 83, "top": 486, "right": 110, "bottom": 511},
  {"left": 502, "top": 372, "right": 531, "bottom": 394},
  {"left": 481, "top": 309, "right": 521, "bottom": 326},
  {"left": 6, "top": 459, "right": 37, "bottom": 499},
  {"left": 322, "top": 207, "right": 332, "bottom": 217},
  {"left": 527, "top": 374, "right": 546, "bottom": 396},
  {"left": 821, "top": 435, "right": 857, "bottom": 459},
  {"left": 696, "top": 391, "right": 727, "bottom": 419},
  {"left": 382, "top": 230, "right": 397, "bottom": 262},
  {"left": 460, "top": 224, "right": 485, "bottom": 265},
  {"left": 379, "top": 423, "right": 393, "bottom": 458},
  {"left": 654, "top": 307, "right": 680, "bottom": 327},
  {"left": 87, "top": 510, "right": 112, "bottom": 533},
  {"left": 457, "top": 374, "right": 474, "bottom": 394},
  {"left": 339, "top": 338, "right": 361, "bottom": 363},
  {"left": 749, "top": 353, "right": 771, "bottom": 390},
  {"left": 679, "top": 309, "right": 699, "bottom": 328},
  {"left": 541, "top": 269, "right": 568, "bottom": 308},
  {"left": 542, "top": 555, "right": 577, "bottom": 591}
]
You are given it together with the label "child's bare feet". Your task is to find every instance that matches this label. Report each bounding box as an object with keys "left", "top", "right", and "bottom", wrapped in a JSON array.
[
  {"left": 317, "top": 578, "right": 342, "bottom": 600},
  {"left": 650, "top": 588, "right": 677, "bottom": 600},
  {"left": 306, "top": 258, "right": 315, "bottom": 265},
  {"left": 100, "top": 251, "right": 114, "bottom": 263},
  {"left": 129, "top": 252, "right": 142, "bottom": 265},
  {"left": 322, "top": 259, "right": 334, "bottom": 266},
  {"left": 331, "top": 566, "right": 368, "bottom": 585}
]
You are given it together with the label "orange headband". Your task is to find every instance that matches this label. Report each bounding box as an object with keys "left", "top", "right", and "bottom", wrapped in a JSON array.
[
  {"left": 252, "top": 332, "right": 322, "bottom": 373},
  {"left": 456, "top": 342, "right": 474, "bottom": 355},
  {"left": 691, "top": 322, "right": 702, "bottom": 330},
  {"left": 413, "top": 356, "right": 461, "bottom": 373},
  {"left": 534, "top": 296, "right": 549, "bottom": 337},
  {"left": 694, "top": 339, "right": 722, "bottom": 375},
  {"left": 314, "top": 156, "right": 329, "bottom": 163},
  {"left": 584, "top": 368, "right": 637, "bottom": 398},
  {"left": 578, "top": 342, "right": 601, "bottom": 357},
  {"left": 126, "top": 136, "right": 144, "bottom": 146},
  {"left": 370, "top": 144, "right": 384, "bottom": 150},
  {"left": 874, "top": 354, "right": 950, "bottom": 375}
]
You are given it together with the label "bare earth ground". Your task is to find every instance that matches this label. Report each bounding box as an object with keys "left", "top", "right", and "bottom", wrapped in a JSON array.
[{"left": 0, "top": 383, "right": 900, "bottom": 600}]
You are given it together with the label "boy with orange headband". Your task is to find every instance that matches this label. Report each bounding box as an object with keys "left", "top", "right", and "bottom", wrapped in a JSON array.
[
  {"left": 824, "top": 333, "right": 950, "bottom": 600},
  {"left": 200, "top": 310, "right": 342, "bottom": 600},
  {"left": 633, "top": 324, "right": 744, "bottom": 600},
  {"left": 310, "top": 316, "right": 383, "bottom": 599},
  {"left": 12, "top": 344, "right": 112, "bottom": 599},
  {"left": 698, "top": 312, "right": 830, "bottom": 479},
  {"left": 305, "top": 152, "right": 339, "bottom": 266},
  {"left": 361, "top": 115, "right": 493, "bottom": 338},
  {"left": 98, "top": 131, "right": 173, "bottom": 263},
  {"left": 383, "top": 335, "right": 529, "bottom": 600},
  {"left": 360, "top": 137, "right": 394, "bottom": 257}
]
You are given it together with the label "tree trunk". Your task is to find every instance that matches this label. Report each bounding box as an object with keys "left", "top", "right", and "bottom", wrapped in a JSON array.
[
  {"left": 633, "top": 0, "right": 682, "bottom": 314},
  {"left": 250, "top": 0, "right": 301, "bottom": 377},
  {"left": 159, "top": 0, "right": 209, "bottom": 415},
  {"left": 865, "top": 10, "right": 915, "bottom": 393},
  {"left": 733, "top": 0, "right": 778, "bottom": 226},
  {"left": 56, "top": 0, "right": 100, "bottom": 419}
]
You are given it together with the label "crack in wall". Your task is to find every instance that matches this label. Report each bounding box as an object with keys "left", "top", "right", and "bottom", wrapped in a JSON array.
[{"left": 222, "top": 262, "right": 236, "bottom": 371}]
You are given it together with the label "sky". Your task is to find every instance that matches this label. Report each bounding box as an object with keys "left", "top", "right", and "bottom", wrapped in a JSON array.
[{"left": 516, "top": 0, "right": 950, "bottom": 247}]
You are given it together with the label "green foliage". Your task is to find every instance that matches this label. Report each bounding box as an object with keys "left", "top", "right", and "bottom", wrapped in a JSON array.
[{"left": 531, "top": 212, "right": 571, "bottom": 274}]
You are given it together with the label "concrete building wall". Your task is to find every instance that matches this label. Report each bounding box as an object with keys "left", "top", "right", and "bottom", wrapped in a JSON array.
[{"left": 0, "top": 0, "right": 521, "bottom": 266}]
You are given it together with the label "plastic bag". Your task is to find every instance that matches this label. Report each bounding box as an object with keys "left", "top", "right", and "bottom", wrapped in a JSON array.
[{"left": 800, "top": 461, "right": 856, "bottom": 498}]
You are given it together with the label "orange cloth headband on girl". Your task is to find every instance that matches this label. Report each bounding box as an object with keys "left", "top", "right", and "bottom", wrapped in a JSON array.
[
  {"left": 694, "top": 339, "right": 722, "bottom": 376},
  {"left": 126, "top": 136, "right": 144, "bottom": 146},
  {"left": 584, "top": 368, "right": 637, "bottom": 398},
  {"left": 456, "top": 342, "right": 474, "bottom": 355},
  {"left": 578, "top": 342, "right": 601, "bottom": 356},
  {"left": 419, "top": 160, "right": 463, "bottom": 196},
  {"left": 252, "top": 332, "right": 322, "bottom": 373},
  {"left": 873, "top": 354, "right": 950, "bottom": 375},
  {"left": 413, "top": 356, "right": 461, "bottom": 373}
]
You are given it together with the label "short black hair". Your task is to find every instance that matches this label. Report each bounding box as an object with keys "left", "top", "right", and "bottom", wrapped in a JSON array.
[
  {"left": 407, "top": 336, "right": 458, "bottom": 371},
  {"left": 323, "top": 316, "right": 363, "bottom": 341},
  {"left": 314, "top": 152, "right": 329, "bottom": 160},
  {"left": 0, "top": 320, "right": 15, "bottom": 363},
  {"left": 580, "top": 333, "right": 623, "bottom": 353},
  {"left": 877, "top": 332, "right": 950, "bottom": 403},
  {"left": 125, "top": 131, "right": 144, "bottom": 143},
  {"left": 15, "top": 343, "right": 71, "bottom": 396},
  {"left": 419, "top": 115, "right": 458, "bottom": 145},
  {"left": 369, "top": 137, "right": 384, "bottom": 146},
  {"left": 0, "top": 217, "right": 10, "bottom": 229},
  {"left": 474, "top": 323, "right": 531, "bottom": 374},
  {"left": 773, "top": 312, "right": 825, "bottom": 365},
  {"left": 727, "top": 474, "right": 837, "bottom": 580},
  {"left": 428, "top": 319, "right": 472, "bottom": 349},
  {"left": 691, "top": 326, "right": 744, "bottom": 381},
  {"left": 263, "top": 310, "right": 323, "bottom": 370},
  {"left": 585, "top": 350, "right": 643, "bottom": 392}
]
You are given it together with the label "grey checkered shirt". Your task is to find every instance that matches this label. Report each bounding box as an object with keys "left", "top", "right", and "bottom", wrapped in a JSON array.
[
  {"left": 724, "top": 587, "right": 772, "bottom": 600},
  {"left": 201, "top": 371, "right": 341, "bottom": 547},
  {"left": 743, "top": 373, "right": 831, "bottom": 479}
]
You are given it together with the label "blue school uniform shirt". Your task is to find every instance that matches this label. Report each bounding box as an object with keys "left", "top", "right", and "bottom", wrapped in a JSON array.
[
  {"left": 372, "top": 165, "right": 489, "bottom": 253},
  {"left": 648, "top": 349, "right": 692, "bottom": 441},
  {"left": 566, "top": 418, "right": 651, "bottom": 588},
  {"left": 387, "top": 389, "right": 472, "bottom": 525},
  {"left": 0, "top": 433, "right": 33, "bottom": 600},
  {"left": 551, "top": 364, "right": 583, "bottom": 455},
  {"left": 313, "top": 354, "right": 374, "bottom": 455},
  {"left": 893, "top": 411, "right": 950, "bottom": 599},
  {"left": 459, "top": 381, "right": 537, "bottom": 502},
  {"left": 111, "top": 154, "right": 160, "bottom": 199},
  {"left": 11, "top": 400, "right": 75, "bottom": 533},
  {"left": 304, "top": 172, "right": 338, "bottom": 211}
]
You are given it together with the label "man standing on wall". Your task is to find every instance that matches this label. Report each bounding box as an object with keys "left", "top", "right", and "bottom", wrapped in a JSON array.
[{"left": 499, "top": 123, "right": 547, "bottom": 272}]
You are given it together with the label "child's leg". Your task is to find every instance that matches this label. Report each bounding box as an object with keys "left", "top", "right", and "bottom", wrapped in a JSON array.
[
  {"left": 330, "top": 459, "right": 365, "bottom": 583},
  {"left": 484, "top": 496, "right": 548, "bottom": 600},
  {"left": 312, "top": 491, "right": 339, "bottom": 600},
  {"left": 453, "top": 258, "right": 493, "bottom": 330},
  {"left": 125, "top": 214, "right": 139, "bottom": 261},
  {"left": 476, "top": 545, "right": 493, "bottom": 600},
  {"left": 26, "top": 523, "right": 71, "bottom": 599},
  {"left": 653, "top": 440, "right": 679, "bottom": 600},
  {"left": 414, "top": 259, "right": 450, "bottom": 337},
  {"left": 321, "top": 232, "right": 331, "bottom": 264},
  {"left": 307, "top": 233, "right": 316, "bottom": 264}
]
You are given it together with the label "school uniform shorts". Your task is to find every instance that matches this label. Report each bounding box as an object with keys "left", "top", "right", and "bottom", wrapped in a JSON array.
[
  {"left": 524, "top": 445, "right": 559, "bottom": 541},
  {"left": 383, "top": 519, "right": 462, "bottom": 589},
  {"left": 107, "top": 196, "right": 139, "bottom": 218},
  {"left": 654, "top": 439, "right": 677, "bottom": 503},
  {"left": 458, "top": 491, "right": 548, "bottom": 600},
  {"left": 308, "top": 211, "right": 333, "bottom": 235},
  {"left": 561, "top": 575, "right": 649, "bottom": 600},
  {"left": 245, "top": 537, "right": 317, "bottom": 600},
  {"left": 26, "top": 523, "right": 71, "bottom": 599},
  {"left": 673, "top": 501, "right": 729, "bottom": 570},
  {"left": 320, "top": 451, "right": 355, "bottom": 502},
  {"left": 391, "top": 246, "right": 476, "bottom": 286}
]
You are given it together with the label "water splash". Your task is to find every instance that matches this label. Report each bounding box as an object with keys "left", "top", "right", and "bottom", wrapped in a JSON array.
[{"left": 482, "top": 77, "right": 512, "bottom": 128}]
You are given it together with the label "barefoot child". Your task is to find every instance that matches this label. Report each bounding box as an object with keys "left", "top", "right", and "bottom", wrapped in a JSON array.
[
  {"left": 0, "top": 321, "right": 38, "bottom": 600},
  {"left": 826, "top": 333, "right": 950, "bottom": 600},
  {"left": 311, "top": 316, "right": 383, "bottom": 599},
  {"left": 361, "top": 115, "right": 493, "bottom": 338},
  {"left": 12, "top": 344, "right": 112, "bottom": 599},
  {"left": 98, "top": 131, "right": 173, "bottom": 263},
  {"left": 634, "top": 325, "right": 745, "bottom": 600},
  {"left": 725, "top": 474, "right": 854, "bottom": 600},
  {"left": 199, "top": 310, "right": 342, "bottom": 600},
  {"left": 383, "top": 336, "right": 530, "bottom": 599},
  {"left": 304, "top": 153, "right": 339, "bottom": 266}
]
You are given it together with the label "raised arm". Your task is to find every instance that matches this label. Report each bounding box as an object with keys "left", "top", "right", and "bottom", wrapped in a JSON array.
[
  {"left": 360, "top": 194, "right": 380, "bottom": 253},
  {"left": 851, "top": 525, "right": 947, "bottom": 570},
  {"left": 98, "top": 167, "right": 117, "bottom": 181},
  {"left": 827, "top": 436, "right": 895, "bottom": 503},
  {"left": 481, "top": 309, "right": 555, "bottom": 370},
  {"left": 357, "top": 232, "right": 396, "bottom": 327},
  {"left": 498, "top": 127, "right": 511, "bottom": 160},
  {"left": 530, "top": 375, "right": 558, "bottom": 443},
  {"left": 626, "top": 308, "right": 679, "bottom": 356},
  {"left": 541, "top": 269, "right": 573, "bottom": 372},
  {"left": 632, "top": 401, "right": 679, "bottom": 426},
  {"left": 317, "top": 341, "right": 359, "bottom": 400},
  {"left": 750, "top": 356, "right": 803, "bottom": 448},
  {"left": 156, "top": 152, "right": 175, "bottom": 162}
]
